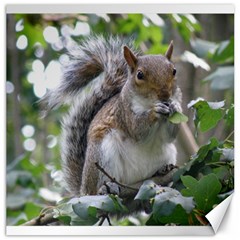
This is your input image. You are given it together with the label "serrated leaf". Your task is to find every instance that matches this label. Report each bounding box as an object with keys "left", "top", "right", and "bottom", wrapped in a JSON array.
[
  {"left": 134, "top": 180, "right": 160, "bottom": 200},
  {"left": 168, "top": 112, "right": 188, "bottom": 124},
  {"left": 181, "top": 174, "right": 222, "bottom": 213},
  {"left": 188, "top": 99, "right": 223, "bottom": 132},
  {"left": 152, "top": 187, "right": 195, "bottom": 218}
]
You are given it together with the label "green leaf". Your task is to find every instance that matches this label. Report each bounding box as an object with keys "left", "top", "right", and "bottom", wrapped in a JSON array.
[
  {"left": 70, "top": 215, "right": 98, "bottom": 226},
  {"left": 152, "top": 187, "right": 195, "bottom": 218},
  {"left": 203, "top": 66, "right": 234, "bottom": 90},
  {"left": 109, "top": 195, "right": 128, "bottom": 213},
  {"left": 190, "top": 38, "right": 217, "bottom": 58},
  {"left": 134, "top": 180, "right": 160, "bottom": 200},
  {"left": 224, "top": 104, "right": 234, "bottom": 126},
  {"left": 171, "top": 14, "right": 201, "bottom": 42},
  {"left": 188, "top": 99, "right": 223, "bottom": 132},
  {"left": 147, "top": 205, "right": 190, "bottom": 225},
  {"left": 8, "top": 213, "right": 28, "bottom": 226},
  {"left": 168, "top": 112, "right": 188, "bottom": 124},
  {"left": 195, "top": 137, "right": 219, "bottom": 162},
  {"left": 54, "top": 199, "right": 99, "bottom": 226},
  {"left": 57, "top": 215, "right": 71, "bottom": 225},
  {"left": 173, "top": 137, "right": 219, "bottom": 184},
  {"left": 212, "top": 36, "right": 234, "bottom": 63},
  {"left": 7, "top": 170, "right": 33, "bottom": 188},
  {"left": 20, "top": 21, "right": 47, "bottom": 49},
  {"left": 24, "top": 202, "right": 42, "bottom": 220},
  {"left": 71, "top": 195, "right": 126, "bottom": 221},
  {"left": 181, "top": 174, "right": 222, "bottom": 213},
  {"left": 7, "top": 153, "right": 31, "bottom": 173},
  {"left": 7, "top": 189, "right": 35, "bottom": 209}
]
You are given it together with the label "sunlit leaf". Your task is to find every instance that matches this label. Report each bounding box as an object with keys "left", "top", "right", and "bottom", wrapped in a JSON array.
[
  {"left": 181, "top": 51, "right": 210, "bottom": 71},
  {"left": 168, "top": 112, "right": 188, "bottom": 124}
]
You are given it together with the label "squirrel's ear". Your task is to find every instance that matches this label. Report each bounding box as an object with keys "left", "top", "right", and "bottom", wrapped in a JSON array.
[
  {"left": 165, "top": 40, "right": 173, "bottom": 60},
  {"left": 123, "top": 46, "right": 137, "bottom": 71}
]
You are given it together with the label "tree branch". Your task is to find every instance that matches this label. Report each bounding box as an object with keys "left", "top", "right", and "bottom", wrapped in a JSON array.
[
  {"left": 95, "top": 162, "right": 138, "bottom": 191},
  {"left": 22, "top": 165, "right": 177, "bottom": 226},
  {"left": 95, "top": 161, "right": 177, "bottom": 199},
  {"left": 119, "top": 168, "right": 178, "bottom": 199},
  {"left": 22, "top": 212, "right": 58, "bottom": 226}
]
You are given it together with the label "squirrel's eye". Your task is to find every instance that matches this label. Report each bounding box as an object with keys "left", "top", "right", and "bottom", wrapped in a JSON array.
[
  {"left": 137, "top": 70, "right": 144, "bottom": 80},
  {"left": 173, "top": 68, "right": 177, "bottom": 76}
]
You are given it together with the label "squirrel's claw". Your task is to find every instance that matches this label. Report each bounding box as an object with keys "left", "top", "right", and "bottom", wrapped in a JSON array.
[{"left": 98, "top": 182, "right": 121, "bottom": 195}]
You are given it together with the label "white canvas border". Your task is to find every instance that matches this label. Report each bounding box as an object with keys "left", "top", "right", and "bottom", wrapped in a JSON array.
[
  {"left": 6, "top": 226, "right": 214, "bottom": 236},
  {"left": 6, "top": 3, "right": 234, "bottom": 14},
  {"left": 3, "top": 2, "right": 236, "bottom": 237}
]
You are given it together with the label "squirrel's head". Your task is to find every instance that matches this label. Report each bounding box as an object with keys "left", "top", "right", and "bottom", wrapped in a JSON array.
[{"left": 123, "top": 41, "right": 176, "bottom": 101}]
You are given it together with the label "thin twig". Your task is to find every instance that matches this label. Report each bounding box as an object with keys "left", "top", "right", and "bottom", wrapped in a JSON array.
[
  {"left": 224, "top": 130, "right": 234, "bottom": 142},
  {"left": 95, "top": 162, "right": 138, "bottom": 191},
  {"left": 98, "top": 216, "right": 106, "bottom": 226},
  {"left": 106, "top": 215, "right": 112, "bottom": 226}
]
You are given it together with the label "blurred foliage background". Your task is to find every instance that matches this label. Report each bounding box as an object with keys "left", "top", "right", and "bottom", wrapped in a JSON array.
[{"left": 6, "top": 13, "right": 234, "bottom": 225}]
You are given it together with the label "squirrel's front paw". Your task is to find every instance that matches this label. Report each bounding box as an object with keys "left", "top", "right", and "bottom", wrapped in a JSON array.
[
  {"left": 154, "top": 102, "right": 170, "bottom": 117},
  {"left": 98, "top": 182, "right": 120, "bottom": 195},
  {"left": 169, "top": 101, "right": 182, "bottom": 116}
]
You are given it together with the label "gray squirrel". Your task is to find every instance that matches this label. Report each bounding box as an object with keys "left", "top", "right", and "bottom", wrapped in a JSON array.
[{"left": 41, "top": 36, "right": 182, "bottom": 197}]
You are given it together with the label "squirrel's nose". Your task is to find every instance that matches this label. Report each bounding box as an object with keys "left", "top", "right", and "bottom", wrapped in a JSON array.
[{"left": 158, "top": 90, "right": 170, "bottom": 101}]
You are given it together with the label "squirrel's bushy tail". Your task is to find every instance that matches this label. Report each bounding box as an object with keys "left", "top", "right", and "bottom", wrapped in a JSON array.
[
  {"left": 42, "top": 35, "right": 135, "bottom": 110},
  {"left": 42, "top": 36, "right": 138, "bottom": 195}
]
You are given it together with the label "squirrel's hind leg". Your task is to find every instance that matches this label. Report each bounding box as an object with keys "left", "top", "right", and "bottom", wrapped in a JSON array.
[{"left": 80, "top": 142, "right": 102, "bottom": 195}]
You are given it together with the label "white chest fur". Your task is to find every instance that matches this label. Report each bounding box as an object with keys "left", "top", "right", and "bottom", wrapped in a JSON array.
[{"left": 100, "top": 124, "right": 177, "bottom": 185}]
